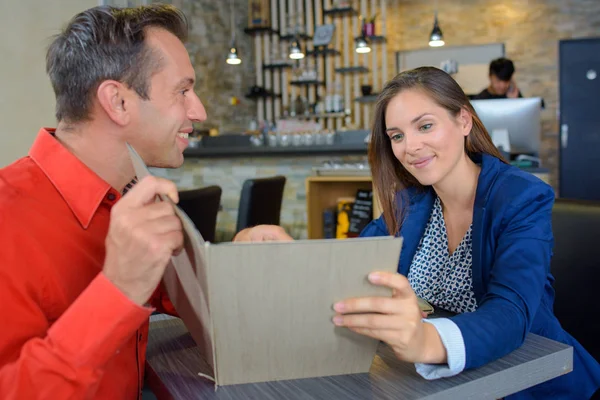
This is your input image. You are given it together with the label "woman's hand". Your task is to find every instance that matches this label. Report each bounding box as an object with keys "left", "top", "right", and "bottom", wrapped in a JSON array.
[
  {"left": 232, "top": 225, "right": 293, "bottom": 242},
  {"left": 332, "top": 271, "right": 446, "bottom": 364}
]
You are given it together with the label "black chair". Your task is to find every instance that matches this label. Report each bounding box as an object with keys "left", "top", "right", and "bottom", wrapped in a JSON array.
[
  {"left": 235, "top": 176, "right": 286, "bottom": 232},
  {"left": 178, "top": 185, "right": 222, "bottom": 243},
  {"left": 551, "top": 198, "right": 600, "bottom": 361}
]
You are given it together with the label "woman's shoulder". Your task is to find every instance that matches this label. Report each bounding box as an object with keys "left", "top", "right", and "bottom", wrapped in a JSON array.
[
  {"left": 485, "top": 157, "right": 555, "bottom": 208},
  {"left": 481, "top": 156, "right": 555, "bottom": 238}
]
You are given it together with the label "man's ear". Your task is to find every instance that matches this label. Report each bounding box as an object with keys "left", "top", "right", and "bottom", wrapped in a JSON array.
[
  {"left": 459, "top": 108, "right": 473, "bottom": 137},
  {"left": 96, "top": 80, "right": 133, "bottom": 126}
]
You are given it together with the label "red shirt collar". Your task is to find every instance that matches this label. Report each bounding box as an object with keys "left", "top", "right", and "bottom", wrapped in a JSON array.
[{"left": 29, "top": 128, "right": 114, "bottom": 229}]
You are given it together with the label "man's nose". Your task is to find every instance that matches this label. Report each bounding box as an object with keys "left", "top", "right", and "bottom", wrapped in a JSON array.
[{"left": 188, "top": 92, "right": 207, "bottom": 123}]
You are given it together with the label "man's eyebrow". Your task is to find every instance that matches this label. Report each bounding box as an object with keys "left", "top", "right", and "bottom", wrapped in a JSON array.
[{"left": 175, "top": 77, "right": 195, "bottom": 89}]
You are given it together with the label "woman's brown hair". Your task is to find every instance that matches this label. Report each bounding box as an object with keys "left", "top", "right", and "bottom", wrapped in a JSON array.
[{"left": 369, "top": 66, "right": 506, "bottom": 236}]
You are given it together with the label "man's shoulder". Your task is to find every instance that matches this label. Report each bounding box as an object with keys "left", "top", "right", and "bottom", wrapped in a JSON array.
[
  {"left": 0, "top": 156, "right": 46, "bottom": 216},
  {"left": 473, "top": 88, "right": 509, "bottom": 100},
  {"left": 473, "top": 88, "right": 493, "bottom": 100}
]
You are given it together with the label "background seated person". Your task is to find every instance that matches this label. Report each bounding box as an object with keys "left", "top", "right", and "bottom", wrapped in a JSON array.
[{"left": 474, "top": 57, "right": 523, "bottom": 100}]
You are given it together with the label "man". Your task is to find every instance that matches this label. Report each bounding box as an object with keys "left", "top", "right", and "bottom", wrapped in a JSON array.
[
  {"left": 0, "top": 4, "right": 288, "bottom": 399},
  {"left": 473, "top": 57, "right": 523, "bottom": 100}
]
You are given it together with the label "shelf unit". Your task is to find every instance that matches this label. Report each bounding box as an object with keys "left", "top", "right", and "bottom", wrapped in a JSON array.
[
  {"left": 323, "top": 7, "right": 358, "bottom": 17},
  {"left": 290, "top": 80, "right": 325, "bottom": 86},
  {"left": 305, "top": 47, "right": 341, "bottom": 57},
  {"left": 335, "top": 66, "right": 370, "bottom": 74},
  {"left": 246, "top": 0, "right": 389, "bottom": 131},
  {"left": 354, "top": 35, "right": 387, "bottom": 43},
  {"left": 243, "top": 27, "right": 280, "bottom": 36},
  {"left": 306, "top": 175, "right": 382, "bottom": 240},
  {"left": 354, "top": 94, "right": 379, "bottom": 103},
  {"left": 262, "top": 63, "right": 294, "bottom": 70},
  {"left": 279, "top": 33, "right": 313, "bottom": 41}
]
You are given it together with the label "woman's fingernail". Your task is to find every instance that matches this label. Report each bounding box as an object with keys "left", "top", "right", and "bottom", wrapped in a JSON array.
[
  {"left": 333, "top": 302, "right": 345, "bottom": 312},
  {"left": 368, "top": 273, "right": 381, "bottom": 283},
  {"left": 333, "top": 316, "right": 343, "bottom": 326}
]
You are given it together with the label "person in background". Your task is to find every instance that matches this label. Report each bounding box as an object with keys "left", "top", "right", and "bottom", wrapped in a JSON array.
[
  {"left": 329, "top": 67, "right": 600, "bottom": 399},
  {"left": 473, "top": 57, "right": 523, "bottom": 99},
  {"left": 0, "top": 4, "right": 283, "bottom": 399}
]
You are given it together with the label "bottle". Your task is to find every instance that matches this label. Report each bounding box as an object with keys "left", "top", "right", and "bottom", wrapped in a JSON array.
[
  {"left": 325, "top": 86, "right": 334, "bottom": 113},
  {"left": 333, "top": 82, "right": 344, "bottom": 113}
]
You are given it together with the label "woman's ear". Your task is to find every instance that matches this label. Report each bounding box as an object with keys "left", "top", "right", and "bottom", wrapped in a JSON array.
[
  {"left": 458, "top": 108, "right": 473, "bottom": 137},
  {"left": 96, "top": 80, "right": 132, "bottom": 127}
]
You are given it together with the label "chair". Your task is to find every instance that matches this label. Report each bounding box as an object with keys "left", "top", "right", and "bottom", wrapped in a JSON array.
[
  {"left": 550, "top": 198, "right": 600, "bottom": 361},
  {"left": 235, "top": 176, "right": 286, "bottom": 232},
  {"left": 177, "top": 185, "right": 222, "bottom": 243}
]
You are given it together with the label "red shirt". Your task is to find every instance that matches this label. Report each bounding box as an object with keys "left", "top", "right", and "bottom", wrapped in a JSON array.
[{"left": 0, "top": 129, "right": 174, "bottom": 399}]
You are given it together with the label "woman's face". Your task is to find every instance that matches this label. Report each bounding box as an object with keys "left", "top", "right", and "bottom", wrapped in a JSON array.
[{"left": 384, "top": 89, "right": 472, "bottom": 187}]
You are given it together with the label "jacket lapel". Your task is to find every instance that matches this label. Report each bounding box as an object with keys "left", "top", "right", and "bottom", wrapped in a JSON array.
[
  {"left": 471, "top": 154, "right": 502, "bottom": 301},
  {"left": 396, "top": 154, "right": 504, "bottom": 291},
  {"left": 398, "top": 189, "right": 435, "bottom": 276}
]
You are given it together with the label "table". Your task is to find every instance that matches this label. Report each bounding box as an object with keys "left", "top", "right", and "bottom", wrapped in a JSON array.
[{"left": 146, "top": 315, "right": 573, "bottom": 399}]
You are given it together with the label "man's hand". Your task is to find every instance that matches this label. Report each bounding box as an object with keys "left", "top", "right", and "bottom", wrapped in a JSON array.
[
  {"left": 102, "top": 176, "right": 183, "bottom": 306},
  {"left": 332, "top": 272, "right": 446, "bottom": 364},
  {"left": 507, "top": 80, "right": 519, "bottom": 98},
  {"left": 233, "top": 225, "right": 293, "bottom": 242}
]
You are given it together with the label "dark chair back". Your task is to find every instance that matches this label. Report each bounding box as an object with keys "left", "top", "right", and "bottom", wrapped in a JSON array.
[
  {"left": 551, "top": 198, "right": 600, "bottom": 361},
  {"left": 178, "top": 185, "right": 222, "bottom": 243},
  {"left": 236, "top": 176, "right": 286, "bottom": 232}
]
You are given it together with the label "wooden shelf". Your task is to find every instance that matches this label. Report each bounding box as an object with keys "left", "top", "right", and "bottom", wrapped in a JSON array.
[
  {"left": 354, "top": 35, "right": 387, "bottom": 43},
  {"left": 335, "top": 66, "right": 370, "bottom": 74},
  {"left": 306, "top": 176, "right": 381, "bottom": 240},
  {"left": 323, "top": 7, "right": 358, "bottom": 17},
  {"left": 263, "top": 63, "right": 293, "bottom": 70},
  {"left": 245, "top": 91, "right": 281, "bottom": 100},
  {"left": 244, "top": 27, "right": 279, "bottom": 36},
  {"left": 306, "top": 48, "right": 341, "bottom": 57},
  {"left": 354, "top": 95, "right": 379, "bottom": 103},
  {"left": 280, "top": 33, "right": 313, "bottom": 41},
  {"left": 290, "top": 80, "right": 325, "bottom": 86}
]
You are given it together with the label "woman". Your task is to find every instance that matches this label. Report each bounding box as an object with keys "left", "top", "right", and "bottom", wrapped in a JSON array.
[{"left": 331, "top": 67, "right": 600, "bottom": 399}]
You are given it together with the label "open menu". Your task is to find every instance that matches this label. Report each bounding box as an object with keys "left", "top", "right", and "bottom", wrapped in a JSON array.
[{"left": 127, "top": 144, "right": 404, "bottom": 386}]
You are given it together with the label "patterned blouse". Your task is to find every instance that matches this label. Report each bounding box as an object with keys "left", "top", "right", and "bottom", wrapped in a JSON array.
[{"left": 408, "top": 197, "right": 478, "bottom": 314}]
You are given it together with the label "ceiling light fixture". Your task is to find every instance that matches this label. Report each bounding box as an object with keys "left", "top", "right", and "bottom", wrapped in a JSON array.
[
  {"left": 226, "top": 0, "right": 242, "bottom": 65},
  {"left": 355, "top": 35, "right": 371, "bottom": 53},
  {"left": 428, "top": 7, "right": 445, "bottom": 47}
]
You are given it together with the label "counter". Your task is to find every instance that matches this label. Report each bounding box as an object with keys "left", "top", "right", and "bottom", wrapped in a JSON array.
[{"left": 154, "top": 132, "right": 549, "bottom": 241}]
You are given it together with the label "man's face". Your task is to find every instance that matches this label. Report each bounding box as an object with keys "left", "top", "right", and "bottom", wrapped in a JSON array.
[
  {"left": 128, "top": 27, "right": 206, "bottom": 169},
  {"left": 490, "top": 74, "right": 511, "bottom": 96}
]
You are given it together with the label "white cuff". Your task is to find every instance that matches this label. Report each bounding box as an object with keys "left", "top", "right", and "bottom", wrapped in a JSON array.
[{"left": 414, "top": 318, "right": 466, "bottom": 380}]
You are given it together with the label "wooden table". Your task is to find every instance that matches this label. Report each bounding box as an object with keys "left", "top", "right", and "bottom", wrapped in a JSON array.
[{"left": 146, "top": 315, "right": 573, "bottom": 400}]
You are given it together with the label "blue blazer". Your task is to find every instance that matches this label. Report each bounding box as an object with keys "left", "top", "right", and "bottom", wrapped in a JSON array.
[{"left": 360, "top": 154, "right": 600, "bottom": 399}]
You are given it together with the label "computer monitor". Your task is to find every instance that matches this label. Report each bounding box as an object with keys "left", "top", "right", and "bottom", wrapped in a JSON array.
[{"left": 470, "top": 97, "right": 542, "bottom": 155}]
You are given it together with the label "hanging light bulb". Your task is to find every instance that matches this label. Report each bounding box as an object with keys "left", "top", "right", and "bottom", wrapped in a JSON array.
[
  {"left": 226, "top": 45, "right": 241, "bottom": 65},
  {"left": 289, "top": 38, "right": 304, "bottom": 60},
  {"left": 428, "top": 11, "right": 445, "bottom": 47},
  {"left": 225, "top": 0, "right": 241, "bottom": 64},
  {"left": 355, "top": 36, "right": 371, "bottom": 54}
]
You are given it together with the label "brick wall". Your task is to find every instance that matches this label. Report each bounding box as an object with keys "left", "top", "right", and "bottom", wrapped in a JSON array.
[{"left": 172, "top": 0, "right": 258, "bottom": 133}]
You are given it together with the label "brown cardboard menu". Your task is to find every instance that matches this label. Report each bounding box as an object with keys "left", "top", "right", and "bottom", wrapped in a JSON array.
[{"left": 126, "top": 144, "right": 404, "bottom": 386}]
